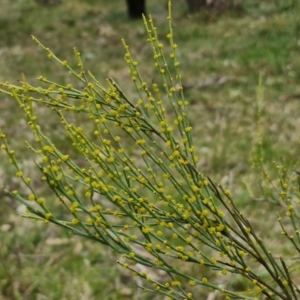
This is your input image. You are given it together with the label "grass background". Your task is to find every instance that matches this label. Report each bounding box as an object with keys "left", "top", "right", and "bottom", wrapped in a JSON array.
[{"left": 0, "top": 0, "right": 300, "bottom": 299}]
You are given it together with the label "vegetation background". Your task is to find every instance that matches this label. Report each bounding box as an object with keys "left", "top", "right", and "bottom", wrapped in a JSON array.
[{"left": 0, "top": 0, "right": 300, "bottom": 299}]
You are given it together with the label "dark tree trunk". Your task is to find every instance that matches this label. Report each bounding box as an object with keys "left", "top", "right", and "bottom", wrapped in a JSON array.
[
  {"left": 126, "top": 0, "right": 146, "bottom": 19},
  {"left": 185, "top": 0, "right": 206, "bottom": 12}
]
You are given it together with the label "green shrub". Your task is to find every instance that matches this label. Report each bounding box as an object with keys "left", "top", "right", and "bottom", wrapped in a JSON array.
[{"left": 1, "top": 2, "right": 300, "bottom": 299}]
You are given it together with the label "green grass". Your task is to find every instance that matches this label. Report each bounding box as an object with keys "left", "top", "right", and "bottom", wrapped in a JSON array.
[{"left": 1, "top": 0, "right": 300, "bottom": 299}]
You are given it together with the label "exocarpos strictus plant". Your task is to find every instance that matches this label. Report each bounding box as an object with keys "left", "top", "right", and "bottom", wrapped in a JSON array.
[{"left": 1, "top": 2, "right": 300, "bottom": 299}]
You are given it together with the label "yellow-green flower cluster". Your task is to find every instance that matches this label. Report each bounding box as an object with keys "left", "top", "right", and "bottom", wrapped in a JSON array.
[{"left": 1, "top": 1, "right": 299, "bottom": 300}]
